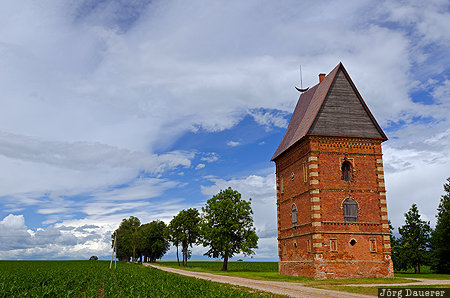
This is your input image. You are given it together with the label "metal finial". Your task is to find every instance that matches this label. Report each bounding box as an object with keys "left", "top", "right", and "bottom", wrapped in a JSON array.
[{"left": 295, "top": 65, "right": 309, "bottom": 92}]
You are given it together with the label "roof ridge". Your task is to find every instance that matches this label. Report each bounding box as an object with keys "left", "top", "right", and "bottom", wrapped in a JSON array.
[{"left": 271, "top": 62, "right": 386, "bottom": 162}]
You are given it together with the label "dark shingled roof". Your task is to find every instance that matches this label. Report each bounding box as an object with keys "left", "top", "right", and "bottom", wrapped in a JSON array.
[{"left": 271, "top": 62, "right": 387, "bottom": 161}]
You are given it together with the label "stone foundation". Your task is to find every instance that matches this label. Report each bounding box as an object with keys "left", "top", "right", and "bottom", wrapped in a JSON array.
[{"left": 279, "top": 258, "right": 394, "bottom": 279}]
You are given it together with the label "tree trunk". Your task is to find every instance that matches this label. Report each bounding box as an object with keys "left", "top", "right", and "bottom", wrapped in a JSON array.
[
  {"left": 182, "top": 241, "right": 187, "bottom": 267},
  {"left": 222, "top": 255, "right": 228, "bottom": 271},
  {"left": 176, "top": 244, "right": 180, "bottom": 266},
  {"left": 132, "top": 247, "right": 135, "bottom": 263},
  {"left": 418, "top": 262, "right": 421, "bottom": 274}
]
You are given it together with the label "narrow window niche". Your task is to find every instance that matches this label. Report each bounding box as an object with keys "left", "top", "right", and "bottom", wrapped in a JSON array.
[
  {"left": 280, "top": 175, "right": 284, "bottom": 194},
  {"left": 291, "top": 204, "right": 297, "bottom": 227},
  {"left": 369, "top": 238, "right": 377, "bottom": 252},
  {"left": 291, "top": 172, "right": 295, "bottom": 181},
  {"left": 307, "top": 239, "right": 312, "bottom": 253},
  {"left": 343, "top": 198, "right": 358, "bottom": 222},
  {"left": 341, "top": 159, "right": 352, "bottom": 181},
  {"left": 330, "top": 238, "right": 338, "bottom": 252},
  {"left": 303, "top": 161, "right": 308, "bottom": 183}
]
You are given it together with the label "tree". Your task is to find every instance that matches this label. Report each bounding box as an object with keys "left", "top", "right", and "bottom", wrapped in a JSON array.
[
  {"left": 139, "top": 220, "right": 170, "bottom": 263},
  {"left": 113, "top": 216, "right": 141, "bottom": 263},
  {"left": 431, "top": 178, "right": 450, "bottom": 273},
  {"left": 389, "top": 221, "right": 408, "bottom": 271},
  {"left": 168, "top": 209, "right": 201, "bottom": 267},
  {"left": 398, "top": 204, "right": 432, "bottom": 273},
  {"left": 167, "top": 217, "right": 182, "bottom": 266},
  {"left": 201, "top": 187, "right": 258, "bottom": 271}
]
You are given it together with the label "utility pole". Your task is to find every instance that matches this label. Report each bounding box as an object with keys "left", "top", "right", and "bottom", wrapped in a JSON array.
[
  {"left": 114, "top": 232, "right": 117, "bottom": 269},
  {"left": 110, "top": 231, "right": 117, "bottom": 269}
]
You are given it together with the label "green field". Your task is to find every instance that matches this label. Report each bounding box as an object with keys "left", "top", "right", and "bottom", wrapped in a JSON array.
[{"left": 0, "top": 261, "right": 271, "bottom": 297}]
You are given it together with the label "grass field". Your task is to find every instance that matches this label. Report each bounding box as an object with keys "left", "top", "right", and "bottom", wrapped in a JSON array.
[{"left": 0, "top": 261, "right": 272, "bottom": 297}]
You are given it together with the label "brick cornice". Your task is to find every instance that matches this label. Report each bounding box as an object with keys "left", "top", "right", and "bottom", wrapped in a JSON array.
[{"left": 278, "top": 230, "right": 389, "bottom": 240}]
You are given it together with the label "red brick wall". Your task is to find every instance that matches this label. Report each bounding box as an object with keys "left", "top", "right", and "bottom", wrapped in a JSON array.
[{"left": 275, "top": 136, "right": 394, "bottom": 279}]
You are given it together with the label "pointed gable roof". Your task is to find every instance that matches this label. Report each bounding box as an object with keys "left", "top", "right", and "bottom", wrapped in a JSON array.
[{"left": 271, "top": 62, "right": 387, "bottom": 161}]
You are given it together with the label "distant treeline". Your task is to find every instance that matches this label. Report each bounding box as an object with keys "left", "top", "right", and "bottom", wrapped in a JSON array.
[{"left": 390, "top": 177, "right": 450, "bottom": 274}]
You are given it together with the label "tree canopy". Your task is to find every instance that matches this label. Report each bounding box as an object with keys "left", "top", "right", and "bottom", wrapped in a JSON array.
[
  {"left": 431, "top": 177, "right": 450, "bottom": 273},
  {"left": 113, "top": 216, "right": 169, "bottom": 263},
  {"left": 139, "top": 220, "right": 170, "bottom": 263},
  {"left": 113, "top": 216, "right": 141, "bottom": 262},
  {"left": 201, "top": 187, "right": 258, "bottom": 271},
  {"left": 398, "top": 204, "right": 432, "bottom": 273},
  {"left": 168, "top": 208, "right": 201, "bottom": 267}
]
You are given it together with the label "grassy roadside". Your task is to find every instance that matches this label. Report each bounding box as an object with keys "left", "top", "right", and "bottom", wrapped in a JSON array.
[
  {"left": 396, "top": 273, "right": 450, "bottom": 279},
  {"left": 311, "top": 285, "right": 450, "bottom": 297},
  {"left": 155, "top": 261, "right": 414, "bottom": 285},
  {"left": 394, "top": 266, "right": 450, "bottom": 280}
]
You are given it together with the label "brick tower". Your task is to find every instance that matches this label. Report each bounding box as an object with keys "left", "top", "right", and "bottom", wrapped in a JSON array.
[{"left": 271, "top": 63, "right": 394, "bottom": 279}]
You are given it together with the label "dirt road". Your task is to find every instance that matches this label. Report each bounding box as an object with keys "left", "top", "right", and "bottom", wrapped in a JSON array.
[{"left": 145, "top": 264, "right": 373, "bottom": 297}]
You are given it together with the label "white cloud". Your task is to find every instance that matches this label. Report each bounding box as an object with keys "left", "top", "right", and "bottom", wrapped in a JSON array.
[
  {"left": 0, "top": 214, "right": 98, "bottom": 258},
  {"left": 249, "top": 109, "right": 288, "bottom": 130},
  {"left": 382, "top": 123, "right": 450, "bottom": 229},
  {"left": 0, "top": 131, "right": 194, "bottom": 172},
  {"left": 200, "top": 153, "right": 219, "bottom": 163},
  {"left": 227, "top": 141, "right": 241, "bottom": 147},
  {"left": 432, "top": 79, "right": 450, "bottom": 104},
  {"left": 195, "top": 163, "right": 206, "bottom": 170}
]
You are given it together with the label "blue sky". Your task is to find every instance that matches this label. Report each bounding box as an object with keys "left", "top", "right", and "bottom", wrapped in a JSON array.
[{"left": 0, "top": 0, "right": 449, "bottom": 260}]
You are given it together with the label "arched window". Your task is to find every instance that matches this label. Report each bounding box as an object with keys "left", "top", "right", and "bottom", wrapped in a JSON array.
[
  {"left": 341, "top": 160, "right": 351, "bottom": 181},
  {"left": 291, "top": 204, "right": 297, "bottom": 227},
  {"left": 343, "top": 198, "right": 358, "bottom": 222}
]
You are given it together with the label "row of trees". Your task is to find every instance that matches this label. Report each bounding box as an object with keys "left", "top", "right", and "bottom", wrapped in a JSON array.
[
  {"left": 113, "top": 216, "right": 169, "bottom": 263},
  {"left": 112, "top": 187, "right": 259, "bottom": 271},
  {"left": 390, "top": 178, "right": 450, "bottom": 274}
]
